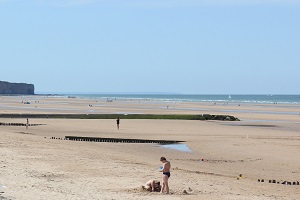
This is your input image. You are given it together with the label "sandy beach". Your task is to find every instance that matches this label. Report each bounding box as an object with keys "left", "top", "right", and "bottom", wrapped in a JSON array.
[{"left": 0, "top": 96, "right": 299, "bottom": 200}]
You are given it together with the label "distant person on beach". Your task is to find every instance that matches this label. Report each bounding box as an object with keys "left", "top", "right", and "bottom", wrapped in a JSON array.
[
  {"left": 26, "top": 118, "right": 29, "bottom": 129},
  {"left": 159, "top": 156, "right": 171, "bottom": 194},
  {"left": 116, "top": 117, "right": 120, "bottom": 130},
  {"left": 142, "top": 180, "right": 161, "bottom": 192}
]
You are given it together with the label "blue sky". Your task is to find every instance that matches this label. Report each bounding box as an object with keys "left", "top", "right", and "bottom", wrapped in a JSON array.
[{"left": 0, "top": 0, "right": 299, "bottom": 94}]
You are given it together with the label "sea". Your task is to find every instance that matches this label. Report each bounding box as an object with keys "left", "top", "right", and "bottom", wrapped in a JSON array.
[{"left": 56, "top": 94, "right": 300, "bottom": 105}]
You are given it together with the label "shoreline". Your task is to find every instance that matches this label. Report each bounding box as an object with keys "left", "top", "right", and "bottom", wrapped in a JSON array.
[{"left": 1, "top": 94, "right": 300, "bottom": 105}]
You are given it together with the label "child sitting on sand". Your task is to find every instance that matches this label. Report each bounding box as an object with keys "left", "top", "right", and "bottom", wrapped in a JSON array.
[{"left": 142, "top": 180, "right": 161, "bottom": 192}]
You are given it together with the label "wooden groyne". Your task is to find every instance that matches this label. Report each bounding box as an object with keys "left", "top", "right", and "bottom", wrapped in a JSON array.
[
  {"left": 0, "top": 122, "right": 44, "bottom": 127},
  {"left": 64, "top": 136, "right": 184, "bottom": 144},
  {"left": 258, "top": 179, "right": 299, "bottom": 186}
]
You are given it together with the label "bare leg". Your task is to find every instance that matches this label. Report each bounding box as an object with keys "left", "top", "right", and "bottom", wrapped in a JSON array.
[
  {"left": 165, "top": 176, "right": 169, "bottom": 194},
  {"left": 160, "top": 182, "right": 165, "bottom": 194},
  {"left": 164, "top": 176, "right": 169, "bottom": 194},
  {"left": 161, "top": 174, "right": 169, "bottom": 194},
  {"left": 150, "top": 181, "right": 155, "bottom": 192}
]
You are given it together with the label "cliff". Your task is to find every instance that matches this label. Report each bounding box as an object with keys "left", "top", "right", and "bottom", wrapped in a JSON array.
[{"left": 0, "top": 81, "right": 35, "bottom": 95}]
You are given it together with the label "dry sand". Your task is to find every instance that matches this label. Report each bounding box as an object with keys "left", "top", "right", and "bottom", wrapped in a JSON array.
[{"left": 0, "top": 96, "right": 299, "bottom": 199}]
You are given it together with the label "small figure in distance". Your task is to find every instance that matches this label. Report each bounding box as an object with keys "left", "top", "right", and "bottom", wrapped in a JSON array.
[
  {"left": 116, "top": 117, "right": 120, "bottom": 130},
  {"left": 26, "top": 118, "right": 29, "bottom": 129},
  {"left": 142, "top": 180, "right": 161, "bottom": 192},
  {"left": 159, "top": 156, "right": 171, "bottom": 194}
]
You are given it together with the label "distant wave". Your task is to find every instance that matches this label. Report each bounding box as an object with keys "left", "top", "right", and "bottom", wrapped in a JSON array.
[{"left": 51, "top": 94, "right": 300, "bottom": 105}]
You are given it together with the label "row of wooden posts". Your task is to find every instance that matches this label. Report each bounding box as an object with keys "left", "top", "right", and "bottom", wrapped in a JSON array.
[
  {"left": 258, "top": 179, "right": 299, "bottom": 185},
  {"left": 0, "top": 122, "right": 43, "bottom": 126},
  {"left": 60, "top": 136, "right": 184, "bottom": 144}
]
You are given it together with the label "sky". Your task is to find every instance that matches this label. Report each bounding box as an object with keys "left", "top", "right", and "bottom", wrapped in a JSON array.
[{"left": 0, "top": 0, "right": 299, "bottom": 94}]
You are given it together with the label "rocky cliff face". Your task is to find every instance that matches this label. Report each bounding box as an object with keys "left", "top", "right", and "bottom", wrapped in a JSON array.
[{"left": 0, "top": 81, "right": 35, "bottom": 95}]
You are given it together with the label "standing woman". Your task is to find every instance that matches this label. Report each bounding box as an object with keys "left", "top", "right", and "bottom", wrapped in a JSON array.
[{"left": 116, "top": 117, "right": 120, "bottom": 130}]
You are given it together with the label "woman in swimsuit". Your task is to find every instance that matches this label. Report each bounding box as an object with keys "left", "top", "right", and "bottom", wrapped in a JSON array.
[{"left": 159, "top": 156, "right": 171, "bottom": 194}]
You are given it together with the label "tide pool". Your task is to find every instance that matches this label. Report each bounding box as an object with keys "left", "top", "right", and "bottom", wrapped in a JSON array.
[{"left": 160, "top": 143, "right": 192, "bottom": 152}]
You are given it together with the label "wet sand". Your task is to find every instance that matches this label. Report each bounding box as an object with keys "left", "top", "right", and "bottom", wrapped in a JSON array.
[{"left": 0, "top": 96, "right": 299, "bottom": 199}]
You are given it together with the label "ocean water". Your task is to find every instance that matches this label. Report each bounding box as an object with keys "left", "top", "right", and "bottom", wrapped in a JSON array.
[{"left": 60, "top": 94, "right": 300, "bottom": 105}]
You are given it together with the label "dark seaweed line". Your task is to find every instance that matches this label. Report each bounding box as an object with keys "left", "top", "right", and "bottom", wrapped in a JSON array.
[{"left": 0, "top": 114, "right": 239, "bottom": 121}]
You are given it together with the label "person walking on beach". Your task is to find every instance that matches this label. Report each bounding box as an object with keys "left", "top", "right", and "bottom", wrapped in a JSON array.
[
  {"left": 116, "top": 117, "right": 120, "bottom": 130},
  {"left": 26, "top": 118, "right": 29, "bottom": 129},
  {"left": 159, "top": 156, "right": 171, "bottom": 194}
]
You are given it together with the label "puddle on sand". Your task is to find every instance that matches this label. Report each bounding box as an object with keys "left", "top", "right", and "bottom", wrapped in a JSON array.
[{"left": 160, "top": 144, "right": 192, "bottom": 152}]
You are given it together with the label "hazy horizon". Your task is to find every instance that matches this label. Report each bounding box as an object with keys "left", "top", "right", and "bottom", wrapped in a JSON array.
[{"left": 35, "top": 91, "right": 299, "bottom": 95}]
